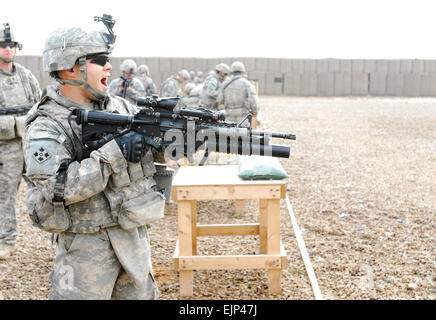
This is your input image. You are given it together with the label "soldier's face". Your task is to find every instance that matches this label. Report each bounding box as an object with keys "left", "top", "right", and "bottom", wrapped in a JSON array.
[
  {"left": 85, "top": 56, "right": 112, "bottom": 94},
  {"left": 0, "top": 42, "right": 16, "bottom": 61},
  {"left": 219, "top": 72, "right": 227, "bottom": 80}
]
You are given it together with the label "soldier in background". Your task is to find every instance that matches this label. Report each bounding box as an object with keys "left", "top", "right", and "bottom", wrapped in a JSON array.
[
  {"left": 200, "top": 63, "right": 229, "bottom": 110},
  {"left": 0, "top": 23, "right": 40, "bottom": 259},
  {"left": 174, "top": 82, "right": 200, "bottom": 111},
  {"left": 108, "top": 58, "right": 145, "bottom": 105},
  {"left": 23, "top": 22, "right": 162, "bottom": 299},
  {"left": 136, "top": 64, "right": 157, "bottom": 96},
  {"left": 188, "top": 71, "right": 195, "bottom": 84},
  {"left": 160, "top": 69, "right": 190, "bottom": 97},
  {"left": 194, "top": 71, "right": 203, "bottom": 85},
  {"left": 217, "top": 61, "right": 258, "bottom": 123}
]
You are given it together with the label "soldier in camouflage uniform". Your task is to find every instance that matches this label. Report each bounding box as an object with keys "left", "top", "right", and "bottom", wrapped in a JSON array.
[
  {"left": 194, "top": 71, "right": 203, "bottom": 85},
  {"left": 136, "top": 64, "right": 157, "bottom": 96},
  {"left": 188, "top": 71, "right": 195, "bottom": 84},
  {"left": 217, "top": 61, "right": 258, "bottom": 123},
  {"left": 23, "top": 22, "right": 162, "bottom": 299},
  {"left": 108, "top": 59, "right": 145, "bottom": 105},
  {"left": 160, "top": 69, "right": 190, "bottom": 97},
  {"left": 0, "top": 23, "right": 41, "bottom": 259},
  {"left": 174, "top": 82, "right": 200, "bottom": 111},
  {"left": 200, "top": 63, "right": 229, "bottom": 110}
]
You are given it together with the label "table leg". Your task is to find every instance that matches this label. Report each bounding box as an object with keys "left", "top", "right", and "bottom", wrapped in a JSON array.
[
  {"left": 259, "top": 199, "right": 268, "bottom": 254},
  {"left": 267, "top": 199, "right": 281, "bottom": 295},
  {"left": 178, "top": 200, "right": 194, "bottom": 296},
  {"left": 191, "top": 200, "right": 197, "bottom": 255}
]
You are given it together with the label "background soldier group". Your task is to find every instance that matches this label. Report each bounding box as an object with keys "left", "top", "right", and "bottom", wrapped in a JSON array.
[{"left": 107, "top": 58, "right": 259, "bottom": 124}]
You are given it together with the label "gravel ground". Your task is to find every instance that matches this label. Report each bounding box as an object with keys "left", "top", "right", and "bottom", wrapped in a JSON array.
[{"left": 1, "top": 96, "right": 435, "bottom": 300}]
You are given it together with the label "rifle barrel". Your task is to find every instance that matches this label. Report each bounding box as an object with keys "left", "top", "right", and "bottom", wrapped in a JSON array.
[{"left": 251, "top": 130, "right": 296, "bottom": 140}]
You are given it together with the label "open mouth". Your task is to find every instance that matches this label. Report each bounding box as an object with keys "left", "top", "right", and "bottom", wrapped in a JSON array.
[{"left": 101, "top": 77, "right": 108, "bottom": 88}]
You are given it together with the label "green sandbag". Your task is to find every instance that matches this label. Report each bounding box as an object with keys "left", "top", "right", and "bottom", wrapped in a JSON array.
[{"left": 238, "top": 156, "right": 289, "bottom": 180}]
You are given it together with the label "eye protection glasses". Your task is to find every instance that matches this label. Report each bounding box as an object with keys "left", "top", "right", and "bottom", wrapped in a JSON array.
[
  {"left": 86, "top": 53, "right": 110, "bottom": 66},
  {"left": 0, "top": 42, "right": 17, "bottom": 49}
]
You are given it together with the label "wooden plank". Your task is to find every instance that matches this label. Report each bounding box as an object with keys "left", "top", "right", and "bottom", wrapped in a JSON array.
[
  {"left": 178, "top": 254, "right": 282, "bottom": 270},
  {"left": 173, "top": 240, "right": 179, "bottom": 270},
  {"left": 268, "top": 269, "right": 282, "bottom": 294},
  {"left": 178, "top": 200, "right": 194, "bottom": 296},
  {"left": 235, "top": 200, "right": 245, "bottom": 214},
  {"left": 172, "top": 165, "right": 287, "bottom": 187},
  {"left": 175, "top": 185, "right": 282, "bottom": 201},
  {"left": 178, "top": 200, "right": 193, "bottom": 255},
  {"left": 179, "top": 270, "right": 194, "bottom": 296},
  {"left": 267, "top": 198, "right": 282, "bottom": 294},
  {"left": 191, "top": 201, "right": 197, "bottom": 255},
  {"left": 196, "top": 224, "right": 260, "bottom": 237},
  {"left": 259, "top": 199, "right": 268, "bottom": 254},
  {"left": 285, "top": 195, "right": 324, "bottom": 300},
  {"left": 267, "top": 199, "right": 281, "bottom": 255}
]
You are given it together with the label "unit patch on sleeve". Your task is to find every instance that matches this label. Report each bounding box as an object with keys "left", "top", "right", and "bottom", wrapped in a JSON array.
[
  {"left": 26, "top": 139, "right": 59, "bottom": 177},
  {"left": 33, "top": 146, "right": 52, "bottom": 164}
]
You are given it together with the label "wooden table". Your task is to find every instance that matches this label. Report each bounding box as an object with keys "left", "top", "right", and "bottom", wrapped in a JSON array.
[{"left": 172, "top": 165, "right": 288, "bottom": 296}]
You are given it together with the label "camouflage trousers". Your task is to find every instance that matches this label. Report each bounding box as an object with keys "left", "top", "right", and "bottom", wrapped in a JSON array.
[
  {"left": 0, "top": 138, "right": 24, "bottom": 245},
  {"left": 48, "top": 225, "right": 159, "bottom": 300}
]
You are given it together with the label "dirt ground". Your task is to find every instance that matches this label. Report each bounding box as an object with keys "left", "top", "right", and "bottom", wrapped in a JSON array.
[{"left": 0, "top": 96, "right": 435, "bottom": 300}]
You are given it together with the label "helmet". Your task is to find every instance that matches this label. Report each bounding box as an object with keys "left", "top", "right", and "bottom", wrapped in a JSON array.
[
  {"left": 231, "top": 61, "right": 246, "bottom": 73},
  {"left": 197, "top": 71, "right": 203, "bottom": 77},
  {"left": 215, "top": 63, "right": 230, "bottom": 75},
  {"left": 190, "top": 71, "right": 195, "bottom": 78},
  {"left": 43, "top": 25, "right": 114, "bottom": 100},
  {"left": 184, "top": 82, "right": 195, "bottom": 95},
  {"left": 43, "top": 27, "right": 111, "bottom": 72},
  {"left": 0, "top": 23, "right": 23, "bottom": 50},
  {"left": 138, "top": 64, "right": 149, "bottom": 74},
  {"left": 178, "top": 69, "right": 190, "bottom": 80},
  {"left": 120, "top": 59, "right": 137, "bottom": 75}
]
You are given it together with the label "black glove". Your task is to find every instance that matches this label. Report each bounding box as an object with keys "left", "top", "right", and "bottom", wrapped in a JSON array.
[{"left": 115, "top": 131, "right": 146, "bottom": 163}]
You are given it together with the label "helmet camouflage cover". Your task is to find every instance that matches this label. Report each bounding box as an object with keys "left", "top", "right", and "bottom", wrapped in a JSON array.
[
  {"left": 43, "top": 27, "right": 112, "bottom": 72},
  {"left": 231, "top": 61, "right": 246, "bottom": 73},
  {"left": 215, "top": 63, "right": 230, "bottom": 75},
  {"left": 120, "top": 59, "right": 137, "bottom": 75},
  {"left": 178, "top": 69, "right": 190, "bottom": 80},
  {"left": 137, "top": 64, "right": 149, "bottom": 74},
  {"left": 0, "top": 23, "right": 23, "bottom": 50}
]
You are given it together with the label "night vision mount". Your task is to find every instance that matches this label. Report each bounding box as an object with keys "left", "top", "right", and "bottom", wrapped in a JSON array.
[
  {"left": 94, "top": 14, "right": 116, "bottom": 46},
  {"left": 3, "top": 23, "right": 11, "bottom": 42}
]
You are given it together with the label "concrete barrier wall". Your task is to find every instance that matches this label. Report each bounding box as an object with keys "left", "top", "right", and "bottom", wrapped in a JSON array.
[{"left": 13, "top": 56, "right": 436, "bottom": 96}]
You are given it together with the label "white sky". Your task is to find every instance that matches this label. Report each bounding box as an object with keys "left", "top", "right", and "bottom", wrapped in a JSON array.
[{"left": 2, "top": 0, "right": 436, "bottom": 59}]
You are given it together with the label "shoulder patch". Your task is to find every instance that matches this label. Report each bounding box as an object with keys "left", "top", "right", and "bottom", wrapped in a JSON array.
[
  {"left": 32, "top": 146, "right": 52, "bottom": 164},
  {"left": 26, "top": 138, "right": 59, "bottom": 177}
]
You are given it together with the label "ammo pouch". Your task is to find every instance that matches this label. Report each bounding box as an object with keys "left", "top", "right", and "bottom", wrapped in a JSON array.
[
  {"left": 15, "top": 115, "right": 27, "bottom": 138},
  {"left": 25, "top": 186, "right": 72, "bottom": 233},
  {"left": 25, "top": 160, "right": 72, "bottom": 233},
  {"left": 118, "top": 191, "right": 165, "bottom": 230},
  {"left": 153, "top": 163, "right": 174, "bottom": 203},
  {"left": 0, "top": 115, "right": 16, "bottom": 140}
]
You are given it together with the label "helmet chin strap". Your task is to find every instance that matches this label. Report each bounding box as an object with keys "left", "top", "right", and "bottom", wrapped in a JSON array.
[
  {"left": 56, "top": 57, "right": 108, "bottom": 101},
  {"left": 0, "top": 57, "right": 13, "bottom": 63}
]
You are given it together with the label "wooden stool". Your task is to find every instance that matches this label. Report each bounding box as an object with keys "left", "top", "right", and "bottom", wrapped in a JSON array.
[{"left": 172, "top": 165, "right": 288, "bottom": 296}]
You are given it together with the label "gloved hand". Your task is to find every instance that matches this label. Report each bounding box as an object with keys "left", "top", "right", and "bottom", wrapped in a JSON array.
[{"left": 115, "top": 131, "right": 146, "bottom": 163}]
